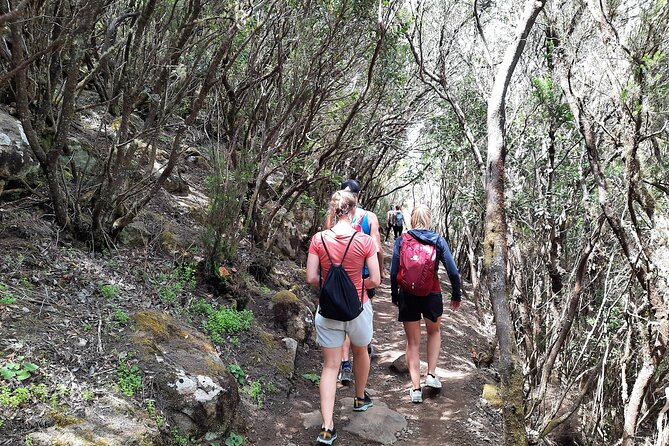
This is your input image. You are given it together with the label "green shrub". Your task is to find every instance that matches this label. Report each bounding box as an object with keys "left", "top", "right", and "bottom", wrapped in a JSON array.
[
  {"left": 100, "top": 284, "right": 119, "bottom": 300},
  {"left": 116, "top": 357, "right": 142, "bottom": 397},
  {"left": 0, "top": 384, "right": 48, "bottom": 408},
  {"left": 171, "top": 426, "right": 188, "bottom": 446},
  {"left": 190, "top": 298, "right": 214, "bottom": 316},
  {"left": 113, "top": 307, "right": 130, "bottom": 324},
  {"left": 0, "top": 282, "right": 16, "bottom": 305},
  {"left": 248, "top": 381, "right": 262, "bottom": 406},
  {"left": 225, "top": 432, "right": 245, "bottom": 446},
  {"left": 145, "top": 399, "right": 156, "bottom": 415},
  {"left": 302, "top": 373, "right": 320, "bottom": 385},
  {"left": 0, "top": 357, "right": 38, "bottom": 381},
  {"left": 156, "top": 263, "right": 197, "bottom": 307},
  {"left": 82, "top": 389, "right": 94, "bottom": 402},
  {"left": 227, "top": 364, "right": 246, "bottom": 385},
  {"left": 204, "top": 307, "right": 252, "bottom": 345}
]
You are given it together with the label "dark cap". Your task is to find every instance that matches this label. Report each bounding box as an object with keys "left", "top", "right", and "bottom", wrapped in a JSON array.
[{"left": 340, "top": 179, "right": 360, "bottom": 194}]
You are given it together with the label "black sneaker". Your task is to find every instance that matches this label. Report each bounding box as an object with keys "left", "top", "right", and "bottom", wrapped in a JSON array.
[
  {"left": 353, "top": 391, "right": 374, "bottom": 411},
  {"left": 317, "top": 426, "right": 337, "bottom": 445},
  {"left": 367, "top": 343, "right": 375, "bottom": 360}
]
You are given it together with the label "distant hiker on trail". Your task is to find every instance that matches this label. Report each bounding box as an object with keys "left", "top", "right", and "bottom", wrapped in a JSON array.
[
  {"left": 325, "top": 179, "right": 383, "bottom": 385},
  {"left": 389, "top": 204, "right": 462, "bottom": 404},
  {"left": 307, "top": 190, "right": 381, "bottom": 445},
  {"left": 385, "top": 204, "right": 395, "bottom": 241},
  {"left": 393, "top": 205, "right": 405, "bottom": 239}
]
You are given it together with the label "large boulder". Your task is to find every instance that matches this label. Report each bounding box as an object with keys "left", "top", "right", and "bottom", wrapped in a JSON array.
[
  {"left": 128, "top": 311, "right": 242, "bottom": 441},
  {"left": 30, "top": 395, "right": 161, "bottom": 446},
  {"left": 271, "top": 290, "right": 314, "bottom": 344},
  {"left": 0, "top": 110, "right": 38, "bottom": 192}
]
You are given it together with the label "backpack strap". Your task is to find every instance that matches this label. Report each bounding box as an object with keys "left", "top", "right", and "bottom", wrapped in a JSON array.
[
  {"left": 320, "top": 231, "right": 362, "bottom": 301},
  {"left": 340, "top": 231, "right": 357, "bottom": 262},
  {"left": 320, "top": 231, "right": 357, "bottom": 266}
]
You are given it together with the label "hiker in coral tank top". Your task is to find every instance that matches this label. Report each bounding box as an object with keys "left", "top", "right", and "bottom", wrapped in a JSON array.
[
  {"left": 306, "top": 190, "right": 380, "bottom": 445},
  {"left": 390, "top": 205, "right": 462, "bottom": 404}
]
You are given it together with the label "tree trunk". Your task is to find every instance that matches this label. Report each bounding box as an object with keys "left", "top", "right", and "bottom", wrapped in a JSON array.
[{"left": 484, "top": 1, "right": 546, "bottom": 444}]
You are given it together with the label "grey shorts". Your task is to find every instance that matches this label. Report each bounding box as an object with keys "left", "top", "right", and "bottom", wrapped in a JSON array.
[{"left": 315, "top": 300, "right": 373, "bottom": 348}]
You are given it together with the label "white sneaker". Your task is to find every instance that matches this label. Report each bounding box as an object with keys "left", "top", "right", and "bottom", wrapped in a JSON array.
[
  {"left": 409, "top": 388, "right": 423, "bottom": 403},
  {"left": 425, "top": 374, "right": 442, "bottom": 389}
]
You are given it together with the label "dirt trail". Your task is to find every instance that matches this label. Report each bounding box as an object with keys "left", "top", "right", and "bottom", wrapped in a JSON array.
[{"left": 251, "top": 241, "right": 503, "bottom": 446}]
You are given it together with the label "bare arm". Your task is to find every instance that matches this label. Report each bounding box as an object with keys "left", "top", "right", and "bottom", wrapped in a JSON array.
[
  {"left": 306, "top": 252, "right": 321, "bottom": 287},
  {"left": 363, "top": 252, "right": 380, "bottom": 289},
  {"left": 367, "top": 212, "right": 384, "bottom": 279}
]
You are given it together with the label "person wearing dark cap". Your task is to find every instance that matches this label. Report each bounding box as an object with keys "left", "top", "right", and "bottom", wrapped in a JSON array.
[{"left": 324, "top": 179, "right": 383, "bottom": 384}]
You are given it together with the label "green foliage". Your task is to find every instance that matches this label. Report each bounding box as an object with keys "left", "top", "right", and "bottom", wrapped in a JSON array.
[
  {"left": 145, "top": 399, "right": 156, "bottom": 415},
  {"left": 19, "top": 277, "right": 32, "bottom": 289},
  {"left": 155, "top": 262, "right": 196, "bottom": 307},
  {"left": 227, "top": 364, "right": 246, "bottom": 385},
  {"left": 113, "top": 307, "right": 130, "bottom": 324},
  {"left": 224, "top": 432, "right": 245, "bottom": 446},
  {"left": 25, "top": 434, "right": 33, "bottom": 446},
  {"left": 203, "top": 307, "right": 253, "bottom": 345},
  {"left": 0, "top": 383, "right": 48, "bottom": 408},
  {"left": 0, "top": 357, "right": 39, "bottom": 381},
  {"left": 202, "top": 158, "right": 253, "bottom": 274},
  {"left": 171, "top": 426, "right": 189, "bottom": 446},
  {"left": 116, "top": 356, "right": 142, "bottom": 397},
  {"left": 0, "top": 283, "right": 16, "bottom": 305},
  {"left": 248, "top": 381, "right": 263, "bottom": 406},
  {"left": 100, "top": 284, "right": 119, "bottom": 300},
  {"left": 265, "top": 381, "right": 278, "bottom": 394},
  {"left": 190, "top": 298, "right": 214, "bottom": 316},
  {"left": 302, "top": 373, "right": 320, "bottom": 385},
  {"left": 82, "top": 389, "right": 94, "bottom": 402},
  {"left": 530, "top": 75, "right": 573, "bottom": 125}
]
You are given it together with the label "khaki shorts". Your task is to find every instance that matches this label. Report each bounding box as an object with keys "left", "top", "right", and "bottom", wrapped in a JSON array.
[{"left": 315, "top": 300, "right": 373, "bottom": 348}]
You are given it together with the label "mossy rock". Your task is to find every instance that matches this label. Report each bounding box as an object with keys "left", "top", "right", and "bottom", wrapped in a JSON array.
[
  {"left": 47, "top": 410, "right": 83, "bottom": 427},
  {"left": 258, "top": 330, "right": 278, "bottom": 349},
  {"left": 272, "top": 290, "right": 299, "bottom": 305},
  {"left": 159, "top": 228, "right": 177, "bottom": 254},
  {"left": 271, "top": 290, "right": 300, "bottom": 327},
  {"left": 482, "top": 384, "right": 503, "bottom": 408},
  {"left": 128, "top": 311, "right": 241, "bottom": 438},
  {"left": 131, "top": 311, "right": 218, "bottom": 365},
  {"left": 31, "top": 395, "right": 160, "bottom": 446}
]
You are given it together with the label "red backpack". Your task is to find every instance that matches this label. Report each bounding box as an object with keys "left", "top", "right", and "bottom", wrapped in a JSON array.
[{"left": 397, "top": 233, "right": 437, "bottom": 296}]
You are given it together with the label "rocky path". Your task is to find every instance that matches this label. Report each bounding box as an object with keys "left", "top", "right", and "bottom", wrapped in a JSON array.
[{"left": 251, "top": 241, "right": 503, "bottom": 446}]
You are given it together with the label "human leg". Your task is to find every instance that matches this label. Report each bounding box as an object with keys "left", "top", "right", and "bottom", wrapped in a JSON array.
[
  {"left": 421, "top": 293, "right": 444, "bottom": 387},
  {"left": 348, "top": 301, "right": 374, "bottom": 411},
  {"left": 320, "top": 346, "right": 343, "bottom": 430},
  {"left": 425, "top": 316, "right": 442, "bottom": 376},
  {"left": 403, "top": 320, "right": 422, "bottom": 391},
  {"left": 351, "top": 343, "right": 371, "bottom": 403},
  {"left": 339, "top": 335, "right": 352, "bottom": 384}
]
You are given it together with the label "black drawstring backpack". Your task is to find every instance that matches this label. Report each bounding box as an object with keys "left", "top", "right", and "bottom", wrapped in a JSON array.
[{"left": 318, "top": 231, "right": 363, "bottom": 322}]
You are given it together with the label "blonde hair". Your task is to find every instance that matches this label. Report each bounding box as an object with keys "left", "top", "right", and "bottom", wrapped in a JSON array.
[
  {"left": 411, "top": 205, "right": 432, "bottom": 229},
  {"left": 325, "top": 191, "right": 357, "bottom": 228}
]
